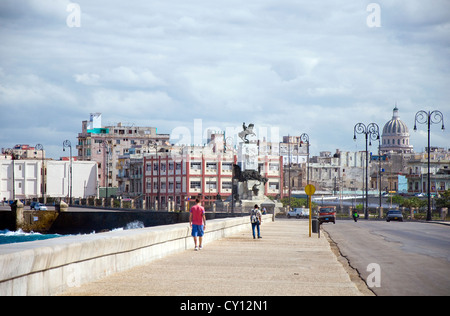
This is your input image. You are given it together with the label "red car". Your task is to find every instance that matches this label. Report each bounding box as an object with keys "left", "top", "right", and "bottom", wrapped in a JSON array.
[{"left": 318, "top": 206, "right": 336, "bottom": 224}]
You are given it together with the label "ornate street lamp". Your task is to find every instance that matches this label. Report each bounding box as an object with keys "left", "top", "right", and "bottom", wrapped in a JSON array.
[
  {"left": 63, "top": 140, "right": 73, "bottom": 205},
  {"left": 99, "top": 140, "right": 111, "bottom": 200},
  {"left": 35, "top": 144, "right": 45, "bottom": 203},
  {"left": 300, "top": 133, "right": 310, "bottom": 186},
  {"left": 353, "top": 123, "right": 380, "bottom": 219},
  {"left": 300, "top": 133, "right": 310, "bottom": 207},
  {"left": 414, "top": 110, "right": 445, "bottom": 221},
  {"left": 4, "top": 148, "right": 16, "bottom": 201}
]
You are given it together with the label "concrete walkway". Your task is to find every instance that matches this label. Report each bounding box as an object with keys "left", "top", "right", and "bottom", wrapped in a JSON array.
[{"left": 60, "top": 219, "right": 368, "bottom": 296}]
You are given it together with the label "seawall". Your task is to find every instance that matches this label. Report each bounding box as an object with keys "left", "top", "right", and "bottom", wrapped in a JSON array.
[
  {"left": 0, "top": 208, "right": 251, "bottom": 234},
  {"left": 0, "top": 214, "right": 272, "bottom": 296}
]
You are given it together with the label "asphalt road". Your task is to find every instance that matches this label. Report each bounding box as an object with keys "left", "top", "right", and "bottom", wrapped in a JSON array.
[{"left": 323, "top": 220, "right": 450, "bottom": 296}]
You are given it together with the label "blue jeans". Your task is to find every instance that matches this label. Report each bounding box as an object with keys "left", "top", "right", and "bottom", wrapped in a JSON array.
[{"left": 252, "top": 223, "right": 260, "bottom": 238}]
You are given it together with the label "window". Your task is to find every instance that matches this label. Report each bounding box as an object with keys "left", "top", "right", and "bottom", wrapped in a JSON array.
[
  {"left": 190, "top": 181, "right": 201, "bottom": 189},
  {"left": 269, "top": 163, "right": 279, "bottom": 171},
  {"left": 206, "top": 162, "right": 217, "bottom": 170},
  {"left": 222, "top": 181, "right": 232, "bottom": 189},
  {"left": 222, "top": 163, "right": 232, "bottom": 171},
  {"left": 206, "top": 181, "right": 217, "bottom": 190},
  {"left": 269, "top": 182, "right": 279, "bottom": 190},
  {"left": 191, "top": 162, "right": 201, "bottom": 170}
]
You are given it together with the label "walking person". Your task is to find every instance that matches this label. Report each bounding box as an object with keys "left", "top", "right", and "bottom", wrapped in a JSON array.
[
  {"left": 189, "top": 198, "right": 206, "bottom": 250},
  {"left": 250, "top": 204, "right": 262, "bottom": 239}
]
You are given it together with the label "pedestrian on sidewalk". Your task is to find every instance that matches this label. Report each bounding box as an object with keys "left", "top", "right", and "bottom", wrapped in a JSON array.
[
  {"left": 250, "top": 204, "right": 262, "bottom": 239},
  {"left": 189, "top": 198, "right": 206, "bottom": 250}
]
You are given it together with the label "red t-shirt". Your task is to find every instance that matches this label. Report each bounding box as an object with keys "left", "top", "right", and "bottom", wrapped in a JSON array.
[{"left": 190, "top": 204, "right": 205, "bottom": 225}]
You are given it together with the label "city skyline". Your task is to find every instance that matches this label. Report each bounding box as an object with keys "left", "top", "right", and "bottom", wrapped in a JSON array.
[{"left": 1, "top": 0, "right": 449, "bottom": 159}]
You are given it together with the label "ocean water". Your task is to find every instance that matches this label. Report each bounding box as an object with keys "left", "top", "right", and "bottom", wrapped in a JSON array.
[
  {"left": 0, "top": 229, "right": 62, "bottom": 245},
  {"left": 0, "top": 220, "right": 145, "bottom": 245}
]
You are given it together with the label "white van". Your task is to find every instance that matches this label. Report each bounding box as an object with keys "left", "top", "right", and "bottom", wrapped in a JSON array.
[{"left": 287, "top": 208, "right": 309, "bottom": 219}]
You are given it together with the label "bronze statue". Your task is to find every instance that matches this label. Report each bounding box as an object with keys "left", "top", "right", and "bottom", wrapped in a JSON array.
[{"left": 238, "top": 122, "right": 256, "bottom": 143}]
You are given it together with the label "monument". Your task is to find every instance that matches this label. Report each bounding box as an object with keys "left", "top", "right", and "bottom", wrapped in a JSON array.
[{"left": 217, "top": 122, "right": 282, "bottom": 214}]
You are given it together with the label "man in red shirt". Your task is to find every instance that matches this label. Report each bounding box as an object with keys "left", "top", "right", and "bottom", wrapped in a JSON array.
[{"left": 189, "top": 198, "right": 206, "bottom": 250}]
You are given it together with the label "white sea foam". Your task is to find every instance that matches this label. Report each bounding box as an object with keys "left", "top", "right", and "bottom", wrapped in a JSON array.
[{"left": 0, "top": 229, "right": 61, "bottom": 245}]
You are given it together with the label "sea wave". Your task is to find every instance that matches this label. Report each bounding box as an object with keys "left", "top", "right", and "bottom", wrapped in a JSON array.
[
  {"left": 0, "top": 229, "right": 62, "bottom": 245},
  {"left": 112, "top": 220, "right": 145, "bottom": 231},
  {"left": 0, "top": 220, "right": 145, "bottom": 245}
]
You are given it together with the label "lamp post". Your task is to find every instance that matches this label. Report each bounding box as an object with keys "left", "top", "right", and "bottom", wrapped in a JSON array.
[
  {"left": 4, "top": 149, "right": 16, "bottom": 201},
  {"left": 148, "top": 140, "right": 160, "bottom": 210},
  {"left": 35, "top": 144, "right": 45, "bottom": 203},
  {"left": 225, "top": 136, "right": 236, "bottom": 214},
  {"left": 63, "top": 140, "right": 73, "bottom": 205},
  {"left": 353, "top": 123, "right": 380, "bottom": 220},
  {"left": 300, "top": 133, "right": 310, "bottom": 207},
  {"left": 300, "top": 133, "right": 310, "bottom": 186},
  {"left": 414, "top": 110, "right": 445, "bottom": 221},
  {"left": 99, "top": 141, "right": 110, "bottom": 200}
]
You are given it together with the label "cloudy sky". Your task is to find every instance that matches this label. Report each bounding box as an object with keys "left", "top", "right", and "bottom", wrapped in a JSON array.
[{"left": 1, "top": 0, "right": 449, "bottom": 159}]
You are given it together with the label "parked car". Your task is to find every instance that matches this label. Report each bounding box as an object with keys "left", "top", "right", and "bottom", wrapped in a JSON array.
[
  {"left": 287, "top": 208, "right": 309, "bottom": 219},
  {"left": 34, "top": 203, "right": 48, "bottom": 211},
  {"left": 386, "top": 209, "right": 403, "bottom": 222},
  {"left": 318, "top": 206, "right": 336, "bottom": 224},
  {"left": 30, "top": 202, "right": 39, "bottom": 210}
]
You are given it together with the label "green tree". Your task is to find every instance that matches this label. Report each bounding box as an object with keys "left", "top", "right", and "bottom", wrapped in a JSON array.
[
  {"left": 436, "top": 189, "right": 450, "bottom": 209},
  {"left": 281, "top": 197, "right": 316, "bottom": 209},
  {"left": 391, "top": 195, "right": 404, "bottom": 206},
  {"left": 402, "top": 197, "right": 426, "bottom": 209}
]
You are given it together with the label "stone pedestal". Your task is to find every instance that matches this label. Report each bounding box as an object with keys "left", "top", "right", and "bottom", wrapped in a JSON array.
[
  {"left": 238, "top": 142, "right": 258, "bottom": 171},
  {"left": 11, "top": 200, "right": 24, "bottom": 230}
]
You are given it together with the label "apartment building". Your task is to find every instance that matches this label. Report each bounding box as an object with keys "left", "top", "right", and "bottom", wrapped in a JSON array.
[
  {"left": 406, "top": 149, "right": 450, "bottom": 194},
  {"left": 142, "top": 144, "right": 283, "bottom": 211},
  {"left": 1, "top": 144, "right": 45, "bottom": 160},
  {"left": 76, "top": 113, "right": 170, "bottom": 194},
  {"left": 0, "top": 156, "right": 97, "bottom": 202}
]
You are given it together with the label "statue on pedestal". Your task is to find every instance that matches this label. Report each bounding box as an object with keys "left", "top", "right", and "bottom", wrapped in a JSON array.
[{"left": 238, "top": 122, "right": 256, "bottom": 143}]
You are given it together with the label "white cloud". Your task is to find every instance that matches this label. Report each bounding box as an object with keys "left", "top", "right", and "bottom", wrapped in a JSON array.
[
  {"left": 74, "top": 73, "right": 100, "bottom": 86},
  {"left": 0, "top": 0, "right": 449, "bottom": 159},
  {"left": 74, "top": 67, "right": 165, "bottom": 88}
]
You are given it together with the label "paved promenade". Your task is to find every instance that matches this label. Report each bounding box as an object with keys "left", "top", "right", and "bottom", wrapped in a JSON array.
[{"left": 60, "top": 219, "right": 369, "bottom": 296}]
